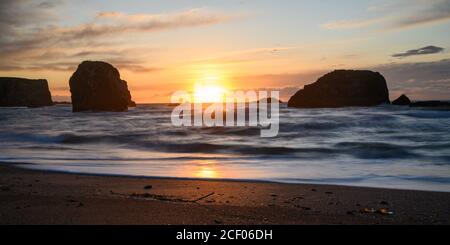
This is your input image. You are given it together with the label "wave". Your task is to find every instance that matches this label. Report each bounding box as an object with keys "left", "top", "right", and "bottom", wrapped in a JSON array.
[
  {"left": 1, "top": 104, "right": 450, "bottom": 192},
  {"left": 335, "top": 142, "right": 421, "bottom": 159},
  {"left": 273, "top": 174, "right": 450, "bottom": 184}
]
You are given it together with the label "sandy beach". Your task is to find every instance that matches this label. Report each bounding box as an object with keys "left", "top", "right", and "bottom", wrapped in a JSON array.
[{"left": 0, "top": 164, "right": 449, "bottom": 225}]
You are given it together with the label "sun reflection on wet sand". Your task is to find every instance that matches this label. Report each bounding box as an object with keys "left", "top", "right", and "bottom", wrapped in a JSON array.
[{"left": 172, "top": 159, "right": 251, "bottom": 179}]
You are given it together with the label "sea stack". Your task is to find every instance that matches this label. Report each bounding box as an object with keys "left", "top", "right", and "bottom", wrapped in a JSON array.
[
  {"left": 288, "top": 70, "right": 390, "bottom": 108},
  {"left": 69, "top": 61, "right": 136, "bottom": 112},
  {"left": 0, "top": 77, "right": 53, "bottom": 107},
  {"left": 392, "top": 94, "right": 411, "bottom": 106}
]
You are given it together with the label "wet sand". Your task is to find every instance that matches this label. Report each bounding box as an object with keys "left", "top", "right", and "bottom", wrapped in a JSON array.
[{"left": 0, "top": 164, "right": 449, "bottom": 225}]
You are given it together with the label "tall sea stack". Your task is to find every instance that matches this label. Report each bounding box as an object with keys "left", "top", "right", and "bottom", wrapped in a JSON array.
[{"left": 69, "top": 61, "right": 136, "bottom": 112}]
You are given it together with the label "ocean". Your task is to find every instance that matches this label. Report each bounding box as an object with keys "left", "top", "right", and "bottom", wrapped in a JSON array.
[{"left": 0, "top": 104, "right": 449, "bottom": 192}]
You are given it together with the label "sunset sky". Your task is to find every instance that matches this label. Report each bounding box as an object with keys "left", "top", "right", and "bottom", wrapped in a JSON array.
[{"left": 1, "top": 0, "right": 449, "bottom": 102}]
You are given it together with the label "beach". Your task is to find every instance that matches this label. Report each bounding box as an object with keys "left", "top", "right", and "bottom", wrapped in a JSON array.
[{"left": 1, "top": 164, "right": 449, "bottom": 225}]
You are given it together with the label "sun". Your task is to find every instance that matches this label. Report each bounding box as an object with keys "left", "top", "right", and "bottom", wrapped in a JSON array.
[
  {"left": 194, "top": 84, "right": 227, "bottom": 103},
  {"left": 192, "top": 68, "right": 229, "bottom": 103}
]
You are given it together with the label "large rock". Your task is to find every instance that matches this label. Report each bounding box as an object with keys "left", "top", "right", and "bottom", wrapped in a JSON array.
[
  {"left": 392, "top": 94, "right": 411, "bottom": 106},
  {"left": 288, "top": 70, "right": 390, "bottom": 108},
  {"left": 69, "top": 61, "right": 136, "bottom": 112},
  {"left": 0, "top": 77, "right": 53, "bottom": 107}
]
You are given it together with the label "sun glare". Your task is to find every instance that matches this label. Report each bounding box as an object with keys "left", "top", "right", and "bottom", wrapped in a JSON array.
[
  {"left": 194, "top": 84, "right": 227, "bottom": 103},
  {"left": 192, "top": 68, "right": 229, "bottom": 103}
]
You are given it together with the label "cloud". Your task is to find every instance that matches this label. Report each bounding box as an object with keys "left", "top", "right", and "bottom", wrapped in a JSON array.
[
  {"left": 371, "top": 59, "right": 450, "bottom": 100},
  {"left": 321, "top": 0, "right": 450, "bottom": 31},
  {"left": 49, "top": 9, "right": 234, "bottom": 42},
  {"left": 390, "top": 0, "right": 450, "bottom": 29},
  {"left": 392, "top": 45, "right": 445, "bottom": 58},
  {"left": 0, "top": 4, "right": 238, "bottom": 73},
  {"left": 190, "top": 46, "right": 299, "bottom": 65},
  {"left": 0, "top": 58, "right": 162, "bottom": 73},
  {"left": 0, "top": 8, "right": 235, "bottom": 54},
  {"left": 0, "top": 0, "right": 60, "bottom": 35},
  {"left": 321, "top": 17, "right": 388, "bottom": 30}
]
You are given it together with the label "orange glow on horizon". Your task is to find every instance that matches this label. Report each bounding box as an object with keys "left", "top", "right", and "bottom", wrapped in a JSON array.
[{"left": 192, "top": 67, "right": 230, "bottom": 103}]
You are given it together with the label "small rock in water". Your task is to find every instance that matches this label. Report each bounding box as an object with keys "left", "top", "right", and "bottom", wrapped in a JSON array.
[
  {"left": 144, "top": 185, "right": 153, "bottom": 190},
  {"left": 379, "top": 201, "right": 389, "bottom": 205},
  {"left": 392, "top": 94, "right": 411, "bottom": 106},
  {"left": 325, "top": 191, "right": 333, "bottom": 195},
  {"left": 214, "top": 220, "right": 222, "bottom": 224},
  {"left": 311, "top": 189, "right": 317, "bottom": 192}
]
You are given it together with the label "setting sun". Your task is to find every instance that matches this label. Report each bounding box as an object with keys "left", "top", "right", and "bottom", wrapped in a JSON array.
[
  {"left": 194, "top": 84, "right": 227, "bottom": 103},
  {"left": 191, "top": 66, "right": 230, "bottom": 103}
]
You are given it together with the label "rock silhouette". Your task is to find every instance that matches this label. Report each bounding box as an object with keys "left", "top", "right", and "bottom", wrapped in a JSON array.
[
  {"left": 392, "top": 94, "right": 411, "bottom": 106},
  {"left": 69, "top": 61, "right": 136, "bottom": 112},
  {"left": 288, "top": 70, "right": 390, "bottom": 108},
  {"left": 0, "top": 77, "right": 53, "bottom": 107}
]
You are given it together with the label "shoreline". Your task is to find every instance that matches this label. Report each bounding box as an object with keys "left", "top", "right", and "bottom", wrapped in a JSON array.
[
  {"left": 1, "top": 164, "right": 449, "bottom": 224},
  {"left": 13, "top": 163, "right": 450, "bottom": 193}
]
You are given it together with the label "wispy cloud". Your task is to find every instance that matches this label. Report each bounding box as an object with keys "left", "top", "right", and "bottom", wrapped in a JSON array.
[
  {"left": 321, "top": 0, "right": 450, "bottom": 31},
  {"left": 321, "top": 17, "right": 388, "bottom": 30},
  {"left": 0, "top": 0, "right": 60, "bottom": 36},
  {"left": 1, "top": 8, "right": 235, "bottom": 52},
  {"left": 52, "top": 8, "right": 234, "bottom": 42},
  {"left": 190, "top": 47, "right": 299, "bottom": 65},
  {"left": 373, "top": 59, "right": 450, "bottom": 100},
  {"left": 392, "top": 45, "right": 445, "bottom": 58},
  {"left": 0, "top": 3, "right": 239, "bottom": 72}
]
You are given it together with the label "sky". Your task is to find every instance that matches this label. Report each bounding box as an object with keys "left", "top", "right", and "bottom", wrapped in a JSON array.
[{"left": 0, "top": 0, "right": 449, "bottom": 102}]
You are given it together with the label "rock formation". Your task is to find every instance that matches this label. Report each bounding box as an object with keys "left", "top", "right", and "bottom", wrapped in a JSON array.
[
  {"left": 69, "top": 61, "right": 136, "bottom": 112},
  {"left": 0, "top": 77, "right": 53, "bottom": 107},
  {"left": 288, "top": 70, "right": 390, "bottom": 108},
  {"left": 392, "top": 94, "right": 449, "bottom": 108},
  {"left": 392, "top": 94, "right": 411, "bottom": 106}
]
